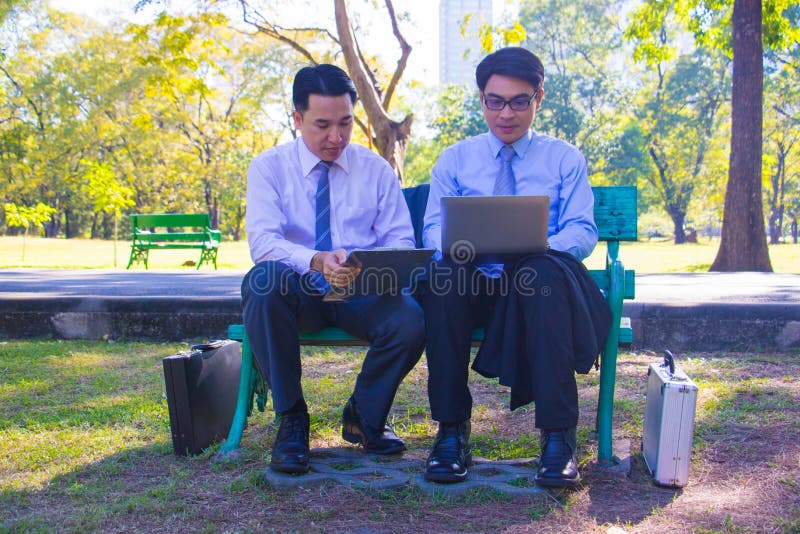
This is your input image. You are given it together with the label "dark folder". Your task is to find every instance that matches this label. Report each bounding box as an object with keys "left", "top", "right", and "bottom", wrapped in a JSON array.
[{"left": 162, "top": 340, "right": 241, "bottom": 455}]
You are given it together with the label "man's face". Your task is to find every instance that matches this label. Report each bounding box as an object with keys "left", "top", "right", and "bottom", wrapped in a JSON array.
[
  {"left": 293, "top": 93, "right": 354, "bottom": 161},
  {"left": 480, "top": 74, "right": 543, "bottom": 145}
]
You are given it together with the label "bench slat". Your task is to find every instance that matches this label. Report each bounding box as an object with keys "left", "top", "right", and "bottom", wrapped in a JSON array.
[
  {"left": 589, "top": 269, "right": 636, "bottom": 300},
  {"left": 593, "top": 186, "right": 638, "bottom": 241},
  {"left": 130, "top": 213, "right": 211, "bottom": 228},
  {"left": 134, "top": 232, "right": 216, "bottom": 242},
  {"left": 228, "top": 320, "right": 632, "bottom": 346},
  {"left": 137, "top": 243, "right": 218, "bottom": 250}
]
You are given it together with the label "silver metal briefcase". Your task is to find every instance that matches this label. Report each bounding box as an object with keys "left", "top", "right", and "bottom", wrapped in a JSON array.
[{"left": 642, "top": 351, "right": 698, "bottom": 487}]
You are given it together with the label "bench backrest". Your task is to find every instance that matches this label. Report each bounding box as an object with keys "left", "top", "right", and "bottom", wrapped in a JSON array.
[
  {"left": 130, "top": 213, "right": 212, "bottom": 231},
  {"left": 593, "top": 186, "right": 637, "bottom": 241},
  {"left": 401, "top": 184, "right": 638, "bottom": 247}
]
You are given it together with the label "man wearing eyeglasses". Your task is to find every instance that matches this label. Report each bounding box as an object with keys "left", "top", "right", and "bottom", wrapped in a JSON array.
[{"left": 421, "top": 47, "right": 611, "bottom": 487}]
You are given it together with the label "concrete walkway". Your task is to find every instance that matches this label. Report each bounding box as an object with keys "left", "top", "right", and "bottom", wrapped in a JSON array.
[{"left": 1, "top": 269, "right": 799, "bottom": 350}]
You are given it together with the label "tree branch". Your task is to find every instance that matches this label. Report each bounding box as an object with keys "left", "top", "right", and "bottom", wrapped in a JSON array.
[
  {"left": 0, "top": 63, "right": 45, "bottom": 131},
  {"left": 381, "top": 0, "right": 411, "bottom": 109},
  {"left": 354, "top": 115, "right": 369, "bottom": 139},
  {"left": 334, "top": 0, "right": 390, "bottom": 125},
  {"left": 236, "top": 0, "right": 336, "bottom": 64},
  {"left": 354, "top": 34, "right": 382, "bottom": 102}
]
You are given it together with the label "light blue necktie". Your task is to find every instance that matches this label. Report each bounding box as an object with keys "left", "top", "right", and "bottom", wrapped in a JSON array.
[
  {"left": 315, "top": 161, "right": 332, "bottom": 251},
  {"left": 493, "top": 145, "right": 516, "bottom": 196}
]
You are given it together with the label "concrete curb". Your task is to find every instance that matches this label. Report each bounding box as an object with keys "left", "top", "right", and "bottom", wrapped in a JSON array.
[
  {"left": 1, "top": 270, "right": 799, "bottom": 350},
  {"left": 628, "top": 302, "right": 800, "bottom": 351},
  {"left": 2, "top": 296, "right": 798, "bottom": 351}
]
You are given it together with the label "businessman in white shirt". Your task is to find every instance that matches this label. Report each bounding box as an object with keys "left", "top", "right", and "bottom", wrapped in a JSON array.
[{"left": 242, "top": 64, "right": 424, "bottom": 474}]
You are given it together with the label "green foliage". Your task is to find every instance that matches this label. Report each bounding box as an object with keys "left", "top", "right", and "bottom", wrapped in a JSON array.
[
  {"left": 2, "top": 0, "right": 798, "bottom": 245},
  {"left": 403, "top": 84, "right": 486, "bottom": 186},
  {"left": 4, "top": 201, "right": 57, "bottom": 261},
  {"left": 516, "top": 0, "right": 669, "bottom": 219},
  {"left": 622, "top": 0, "right": 734, "bottom": 243},
  {"left": 625, "top": 0, "right": 797, "bottom": 255},
  {"left": 81, "top": 160, "right": 135, "bottom": 218},
  {"left": 430, "top": 84, "right": 485, "bottom": 147},
  {"left": 477, "top": 20, "right": 527, "bottom": 53},
  {"left": 403, "top": 138, "right": 441, "bottom": 186},
  {"left": 0, "top": 4, "right": 289, "bottom": 240},
  {"left": 625, "top": 0, "right": 685, "bottom": 65},
  {"left": 4, "top": 201, "right": 56, "bottom": 233},
  {"left": 762, "top": 41, "right": 800, "bottom": 242}
]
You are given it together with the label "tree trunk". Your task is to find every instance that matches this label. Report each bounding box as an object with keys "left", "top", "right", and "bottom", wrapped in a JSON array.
[
  {"left": 710, "top": 0, "right": 772, "bottom": 271},
  {"left": 334, "top": 0, "right": 413, "bottom": 182},
  {"left": 232, "top": 204, "right": 244, "bottom": 241},
  {"left": 90, "top": 212, "right": 100, "bottom": 239},
  {"left": 767, "top": 145, "right": 785, "bottom": 244},
  {"left": 668, "top": 207, "right": 687, "bottom": 244},
  {"left": 43, "top": 212, "right": 59, "bottom": 238},
  {"left": 64, "top": 208, "right": 75, "bottom": 238},
  {"left": 212, "top": 196, "right": 219, "bottom": 230},
  {"left": 113, "top": 214, "right": 118, "bottom": 268}
]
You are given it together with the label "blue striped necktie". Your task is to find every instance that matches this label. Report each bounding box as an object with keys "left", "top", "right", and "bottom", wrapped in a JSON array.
[
  {"left": 493, "top": 145, "right": 516, "bottom": 196},
  {"left": 315, "top": 161, "right": 332, "bottom": 251}
]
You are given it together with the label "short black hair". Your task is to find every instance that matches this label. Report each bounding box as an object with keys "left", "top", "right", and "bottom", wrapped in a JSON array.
[
  {"left": 475, "top": 47, "right": 545, "bottom": 92},
  {"left": 292, "top": 64, "right": 358, "bottom": 112}
]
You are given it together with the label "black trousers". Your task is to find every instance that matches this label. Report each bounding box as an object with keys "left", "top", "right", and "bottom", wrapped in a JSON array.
[
  {"left": 241, "top": 261, "right": 425, "bottom": 430},
  {"left": 423, "top": 256, "right": 580, "bottom": 429}
]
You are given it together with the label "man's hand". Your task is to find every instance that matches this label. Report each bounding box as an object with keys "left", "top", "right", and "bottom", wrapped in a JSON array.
[{"left": 310, "top": 249, "right": 361, "bottom": 288}]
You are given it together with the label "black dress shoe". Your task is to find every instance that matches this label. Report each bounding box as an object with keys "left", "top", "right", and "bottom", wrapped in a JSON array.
[
  {"left": 535, "top": 426, "right": 580, "bottom": 487},
  {"left": 425, "top": 420, "right": 472, "bottom": 483},
  {"left": 341, "top": 397, "right": 406, "bottom": 455},
  {"left": 269, "top": 411, "right": 311, "bottom": 474}
]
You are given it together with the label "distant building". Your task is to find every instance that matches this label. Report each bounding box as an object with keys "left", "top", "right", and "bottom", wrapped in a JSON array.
[{"left": 439, "top": 0, "right": 493, "bottom": 86}]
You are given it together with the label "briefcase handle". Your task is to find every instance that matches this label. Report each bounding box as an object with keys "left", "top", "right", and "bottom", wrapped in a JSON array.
[
  {"left": 191, "top": 340, "right": 226, "bottom": 352},
  {"left": 662, "top": 350, "right": 676, "bottom": 375}
]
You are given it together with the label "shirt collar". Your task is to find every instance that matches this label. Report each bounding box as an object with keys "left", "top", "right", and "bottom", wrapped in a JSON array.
[
  {"left": 487, "top": 129, "right": 533, "bottom": 160},
  {"left": 296, "top": 137, "right": 351, "bottom": 178}
]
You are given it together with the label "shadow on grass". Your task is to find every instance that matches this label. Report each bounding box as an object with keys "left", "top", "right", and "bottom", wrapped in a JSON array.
[
  {"left": 1, "top": 439, "right": 278, "bottom": 532},
  {"left": 588, "top": 364, "right": 800, "bottom": 531},
  {"left": 4, "top": 346, "right": 800, "bottom": 532},
  {"left": 3, "top": 438, "right": 561, "bottom": 532}
]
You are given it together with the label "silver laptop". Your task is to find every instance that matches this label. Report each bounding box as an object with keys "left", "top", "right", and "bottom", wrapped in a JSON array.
[{"left": 441, "top": 195, "right": 549, "bottom": 261}]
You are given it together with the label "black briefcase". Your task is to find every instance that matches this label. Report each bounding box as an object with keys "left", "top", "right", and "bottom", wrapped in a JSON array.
[{"left": 162, "top": 340, "right": 241, "bottom": 455}]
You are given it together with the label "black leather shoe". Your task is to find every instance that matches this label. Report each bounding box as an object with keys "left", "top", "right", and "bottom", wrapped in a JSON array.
[
  {"left": 341, "top": 397, "right": 406, "bottom": 455},
  {"left": 425, "top": 420, "right": 472, "bottom": 483},
  {"left": 535, "top": 427, "right": 580, "bottom": 487},
  {"left": 269, "top": 411, "right": 311, "bottom": 474}
]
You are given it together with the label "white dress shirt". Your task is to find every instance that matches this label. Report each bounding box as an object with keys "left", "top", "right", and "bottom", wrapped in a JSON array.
[{"left": 245, "top": 137, "right": 415, "bottom": 274}]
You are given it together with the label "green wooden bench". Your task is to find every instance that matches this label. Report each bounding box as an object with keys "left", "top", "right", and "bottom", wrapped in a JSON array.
[
  {"left": 127, "top": 213, "right": 221, "bottom": 270},
  {"left": 220, "top": 185, "right": 637, "bottom": 466}
]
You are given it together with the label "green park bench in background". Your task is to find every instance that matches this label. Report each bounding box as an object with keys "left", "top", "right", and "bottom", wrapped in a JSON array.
[
  {"left": 220, "top": 184, "right": 637, "bottom": 466},
  {"left": 127, "top": 213, "right": 221, "bottom": 270}
]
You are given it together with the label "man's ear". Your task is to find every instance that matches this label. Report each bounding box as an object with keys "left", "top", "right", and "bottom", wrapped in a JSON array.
[
  {"left": 292, "top": 109, "right": 303, "bottom": 129},
  {"left": 534, "top": 86, "right": 545, "bottom": 110}
]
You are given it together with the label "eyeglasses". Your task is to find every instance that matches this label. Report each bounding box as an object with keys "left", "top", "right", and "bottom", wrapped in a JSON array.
[{"left": 482, "top": 93, "right": 536, "bottom": 111}]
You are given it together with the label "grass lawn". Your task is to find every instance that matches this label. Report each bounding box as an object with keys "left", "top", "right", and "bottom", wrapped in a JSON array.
[
  {"left": 1, "top": 235, "right": 799, "bottom": 273},
  {"left": 1, "top": 340, "right": 799, "bottom": 532}
]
